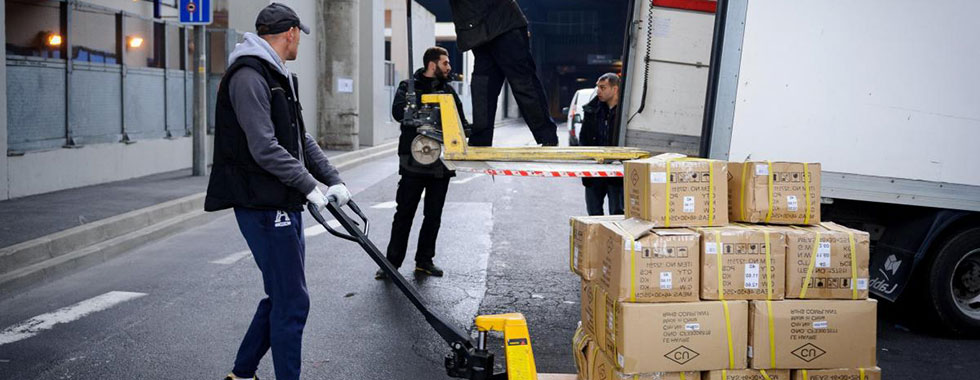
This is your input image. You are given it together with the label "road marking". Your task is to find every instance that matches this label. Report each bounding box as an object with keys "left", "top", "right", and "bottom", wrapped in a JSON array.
[
  {"left": 452, "top": 173, "right": 486, "bottom": 184},
  {"left": 304, "top": 220, "right": 340, "bottom": 237},
  {"left": 0, "top": 291, "right": 147, "bottom": 346},
  {"left": 210, "top": 220, "right": 340, "bottom": 265},
  {"left": 373, "top": 192, "right": 425, "bottom": 209},
  {"left": 210, "top": 250, "right": 252, "bottom": 265}
]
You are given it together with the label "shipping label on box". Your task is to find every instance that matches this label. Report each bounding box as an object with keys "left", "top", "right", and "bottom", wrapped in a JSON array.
[
  {"left": 700, "top": 226, "right": 787, "bottom": 300},
  {"left": 705, "top": 369, "right": 790, "bottom": 380},
  {"left": 728, "top": 161, "right": 821, "bottom": 225},
  {"left": 773, "top": 223, "right": 870, "bottom": 300},
  {"left": 624, "top": 155, "right": 728, "bottom": 227},
  {"left": 571, "top": 215, "right": 625, "bottom": 281},
  {"left": 791, "top": 367, "right": 881, "bottom": 380},
  {"left": 596, "top": 219, "right": 700, "bottom": 303},
  {"left": 749, "top": 300, "right": 877, "bottom": 369},
  {"left": 601, "top": 300, "right": 749, "bottom": 373}
]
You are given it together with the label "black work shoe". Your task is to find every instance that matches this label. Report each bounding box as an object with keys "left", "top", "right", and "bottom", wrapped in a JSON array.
[
  {"left": 375, "top": 269, "right": 389, "bottom": 280},
  {"left": 224, "top": 374, "right": 258, "bottom": 380},
  {"left": 414, "top": 263, "right": 444, "bottom": 277}
]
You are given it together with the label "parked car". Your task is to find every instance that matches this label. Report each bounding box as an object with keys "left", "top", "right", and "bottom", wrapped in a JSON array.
[{"left": 562, "top": 88, "right": 596, "bottom": 146}]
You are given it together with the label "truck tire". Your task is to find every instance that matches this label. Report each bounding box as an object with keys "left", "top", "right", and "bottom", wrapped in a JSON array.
[{"left": 926, "top": 226, "right": 980, "bottom": 336}]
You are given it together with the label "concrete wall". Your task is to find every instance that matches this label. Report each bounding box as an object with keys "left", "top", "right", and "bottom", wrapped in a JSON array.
[
  {"left": 386, "top": 0, "right": 435, "bottom": 85},
  {"left": 359, "top": 0, "right": 399, "bottom": 147},
  {"left": 1, "top": 0, "right": 8, "bottom": 200}
]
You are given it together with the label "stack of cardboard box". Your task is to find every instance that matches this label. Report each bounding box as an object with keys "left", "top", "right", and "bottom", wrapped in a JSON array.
[{"left": 570, "top": 156, "right": 881, "bottom": 380}]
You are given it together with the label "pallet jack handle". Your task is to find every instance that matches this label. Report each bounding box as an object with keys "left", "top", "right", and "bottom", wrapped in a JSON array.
[{"left": 307, "top": 201, "right": 498, "bottom": 379}]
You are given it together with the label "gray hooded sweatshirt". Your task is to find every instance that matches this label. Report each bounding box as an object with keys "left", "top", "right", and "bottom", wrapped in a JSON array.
[{"left": 226, "top": 32, "right": 341, "bottom": 196}]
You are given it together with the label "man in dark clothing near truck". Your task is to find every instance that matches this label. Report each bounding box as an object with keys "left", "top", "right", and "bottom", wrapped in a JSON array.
[
  {"left": 449, "top": 0, "right": 558, "bottom": 147},
  {"left": 204, "top": 4, "right": 351, "bottom": 380},
  {"left": 376, "top": 47, "right": 469, "bottom": 280},
  {"left": 579, "top": 73, "right": 624, "bottom": 216}
]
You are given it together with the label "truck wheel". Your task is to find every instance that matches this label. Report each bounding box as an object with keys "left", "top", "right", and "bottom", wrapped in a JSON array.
[{"left": 927, "top": 226, "right": 980, "bottom": 336}]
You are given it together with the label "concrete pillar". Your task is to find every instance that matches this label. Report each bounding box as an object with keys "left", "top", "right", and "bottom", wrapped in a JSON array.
[
  {"left": 318, "top": 0, "right": 359, "bottom": 150},
  {"left": 0, "top": 0, "right": 9, "bottom": 200},
  {"left": 358, "top": 0, "right": 384, "bottom": 147}
]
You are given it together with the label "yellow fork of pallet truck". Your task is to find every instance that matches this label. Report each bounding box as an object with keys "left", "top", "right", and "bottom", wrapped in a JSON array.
[
  {"left": 475, "top": 313, "right": 539, "bottom": 380},
  {"left": 421, "top": 94, "right": 651, "bottom": 163}
]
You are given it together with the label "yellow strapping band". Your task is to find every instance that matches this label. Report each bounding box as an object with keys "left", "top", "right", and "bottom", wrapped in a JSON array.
[
  {"left": 721, "top": 369, "right": 727, "bottom": 379},
  {"left": 665, "top": 159, "right": 674, "bottom": 227},
  {"left": 765, "top": 231, "right": 773, "bottom": 300},
  {"left": 722, "top": 300, "right": 736, "bottom": 368},
  {"left": 799, "top": 231, "right": 822, "bottom": 299},
  {"left": 714, "top": 231, "right": 724, "bottom": 300},
  {"left": 568, "top": 220, "right": 575, "bottom": 273},
  {"left": 860, "top": 368, "right": 866, "bottom": 380},
  {"left": 625, "top": 231, "right": 637, "bottom": 302},
  {"left": 803, "top": 162, "right": 812, "bottom": 224},
  {"left": 680, "top": 373, "right": 686, "bottom": 380},
  {"left": 849, "top": 231, "right": 859, "bottom": 299},
  {"left": 766, "top": 299, "right": 775, "bottom": 367},
  {"left": 708, "top": 162, "right": 715, "bottom": 225},
  {"left": 765, "top": 160, "right": 774, "bottom": 223},
  {"left": 740, "top": 162, "right": 749, "bottom": 221},
  {"left": 760, "top": 369, "right": 772, "bottom": 380},
  {"left": 802, "top": 369, "right": 809, "bottom": 380}
]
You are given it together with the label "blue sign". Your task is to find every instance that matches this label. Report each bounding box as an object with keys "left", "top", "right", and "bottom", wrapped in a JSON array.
[{"left": 179, "top": 0, "right": 212, "bottom": 25}]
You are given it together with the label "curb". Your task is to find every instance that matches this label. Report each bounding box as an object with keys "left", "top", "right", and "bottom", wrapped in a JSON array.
[{"left": 0, "top": 141, "right": 397, "bottom": 296}]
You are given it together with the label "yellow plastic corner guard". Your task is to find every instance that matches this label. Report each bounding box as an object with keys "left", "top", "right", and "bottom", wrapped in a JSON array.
[{"left": 475, "top": 313, "right": 537, "bottom": 380}]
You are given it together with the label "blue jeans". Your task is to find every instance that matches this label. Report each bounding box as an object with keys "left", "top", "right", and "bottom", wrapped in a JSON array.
[{"left": 231, "top": 207, "right": 309, "bottom": 380}]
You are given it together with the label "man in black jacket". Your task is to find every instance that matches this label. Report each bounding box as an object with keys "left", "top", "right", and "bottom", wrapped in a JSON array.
[
  {"left": 377, "top": 47, "right": 469, "bottom": 280},
  {"left": 205, "top": 4, "right": 350, "bottom": 380},
  {"left": 579, "top": 73, "right": 624, "bottom": 215},
  {"left": 449, "top": 0, "right": 558, "bottom": 147}
]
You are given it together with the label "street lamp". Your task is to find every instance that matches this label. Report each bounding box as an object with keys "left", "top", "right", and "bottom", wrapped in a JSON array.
[
  {"left": 44, "top": 32, "right": 62, "bottom": 47},
  {"left": 127, "top": 35, "right": 144, "bottom": 49}
]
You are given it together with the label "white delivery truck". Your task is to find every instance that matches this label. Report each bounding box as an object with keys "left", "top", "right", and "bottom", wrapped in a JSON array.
[{"left": 618, "top": 0, "right": 980, "bottom": 334}]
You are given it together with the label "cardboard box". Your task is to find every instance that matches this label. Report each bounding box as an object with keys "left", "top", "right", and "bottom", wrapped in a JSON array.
[
  {"left": 705, "top": 369, "right": 791, "bottom": 380},
  {"left": 596, "top": 219, "right": 700, "bottom": 303},
  {"left": 772, "top": 223, "right": 870, "bottom": 300},
  {"left": 700, "top": 226, "right": 787, "bottom": 300},
  {"left": 748, "top": 299, "right": 877, "bottom": 369},
  {"left": 590, "top": 345, "right": 700, "bottom": 380},
  {"left": 791, "top": 367, "right": 881, "bottom": 380},
  {"left": 573, "top": 324, "right": 591, "bottom": 379},
  {"left": 539, "top": 375, "right": 579, "bottom": 380},
  {"left": 571, "top": 215, "right": 625, "bottom": 281},
  {"left": 581, "top": 280, "right": 606, "bottom": 348},
  {"left": 600, "top": 298, "right": 749, "bottom": 373},
  {"left": 728, "top": 161, "right": 821, "bottom": 225},
  {"left": 624, "top": 155, "right": 728, "bottom": 227}
]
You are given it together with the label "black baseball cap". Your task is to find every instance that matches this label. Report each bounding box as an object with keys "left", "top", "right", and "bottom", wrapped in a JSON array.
[{"left": 256, "top": 3, "right": 310, "bottom": 36}]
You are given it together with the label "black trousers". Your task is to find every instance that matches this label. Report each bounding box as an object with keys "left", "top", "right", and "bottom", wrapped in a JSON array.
[
  {"left": 385, "top": 176, "right": 451, "bottom": 267},
  {"left": 470, "top": 27, "right": 558, "bottom": 147},
  {"left": 584, "top": 181, "right": 624, "bottom": 216}
]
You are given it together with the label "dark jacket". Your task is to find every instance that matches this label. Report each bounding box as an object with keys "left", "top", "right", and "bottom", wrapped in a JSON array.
[
  {"left": 392, "top": 69, "right": 469, "bottom": 179},
  {"left": 205, "top": 56, "right": 340, "bottom": 212},
  {"left": 450, "top": 0, "right": 528, "bottom": 51},
  {"left": 578, "top": 96, "right": 623, "bottom": 187}
]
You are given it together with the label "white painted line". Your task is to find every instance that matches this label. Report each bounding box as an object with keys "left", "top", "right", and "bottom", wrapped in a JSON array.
[
  {"left": 304, "top": 220, "right": 340, "bottom": 237},
  {"left": 210, "top": 250, "right": 252, "bottom": 265},
  {"left": 372, "top": 201, "right": 398, "bottom": 209},
  {"left": 452, "top": 173, "right": 486, "bottom": 184},
  {"left": 0, "top": 291, "right": 147, "bottom": 346}
]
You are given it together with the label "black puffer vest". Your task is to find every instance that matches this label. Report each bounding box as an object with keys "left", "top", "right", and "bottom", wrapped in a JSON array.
[{"left": 204, "top": 56, "right": 306, "bottom": 212}]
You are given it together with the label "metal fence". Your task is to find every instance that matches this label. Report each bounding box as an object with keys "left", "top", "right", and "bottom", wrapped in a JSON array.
[{"left": 5, "top": 0, "right": 239, "bottom": 153}]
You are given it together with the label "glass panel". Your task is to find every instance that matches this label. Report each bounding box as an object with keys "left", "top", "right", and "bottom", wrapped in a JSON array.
[
  {"left": 124, "top": 16, "right": 161, "bottom": 68},
  {"left": 166, "top": 24, "right": 182, "bottom": 70},
  {"left": 72, "top": 7, "right": 117, "bottom": 64},
  {"left": 5, "top": 0, "right": 63, "bottom": 59}
]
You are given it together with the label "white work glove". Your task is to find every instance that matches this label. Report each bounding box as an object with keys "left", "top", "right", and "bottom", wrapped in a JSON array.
[
  {"left": 306, "top": 187, "right": 328, "bottom": 212},
  {"left": 325, "top": 184, "right": 351, "bottom": 207}
]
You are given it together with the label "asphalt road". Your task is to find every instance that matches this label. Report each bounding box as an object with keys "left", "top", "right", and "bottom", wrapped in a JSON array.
[{"left": 1, "top": 124, "right": 978, "bottom": 379}]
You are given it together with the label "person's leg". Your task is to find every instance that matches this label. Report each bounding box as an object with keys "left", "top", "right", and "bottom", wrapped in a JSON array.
[
  {"left": 231, "top": 208, "right": 309, "bottom": 380},
  {"left": 385, "top": 176, "right": 425, "bottom": 268},
  {"left": 607, "top": 180, "right": 625, "bottom": 215},
  {"left": 584, "top": 184, "right": 606, "bottom": 216},
  {"left": 487, "top": 28, "right": 559, "bottom": 146},
  {"left": 231, "top": 208, "right": 272, "bottom": 379},
  {"left": 469, "top": 44, "right": 507, "bottom": 147},
  {"left": 415, "top": 177, "right": 451, "bottom": 267}
]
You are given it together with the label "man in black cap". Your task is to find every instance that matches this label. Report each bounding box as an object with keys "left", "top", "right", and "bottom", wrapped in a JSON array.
[
  {"left": 449, "top": 0, "right": 559, "bottom": 147},
  {"left": 205, "top": 3, "right": 348, "bottom": 380}
]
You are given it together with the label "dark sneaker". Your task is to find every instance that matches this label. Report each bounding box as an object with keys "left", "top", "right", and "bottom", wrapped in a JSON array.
[
  {"left": 224, "top": 374, "right": 258, "bottom": 380},
  {"left": 375, "top": 269, "right": 389, "bottom": 280},
  {"left": 414, "top": 263, "right": 444, "bottom": 277}
]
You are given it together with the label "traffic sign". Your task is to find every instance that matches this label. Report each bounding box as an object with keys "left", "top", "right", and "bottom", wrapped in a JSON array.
[{"left": 179, "top": 0, "right": 212, "bottom": 25}]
